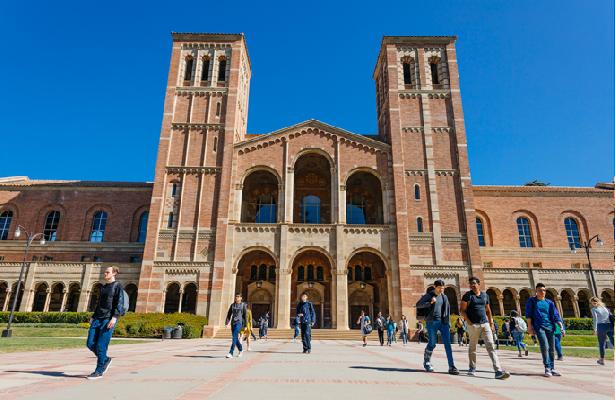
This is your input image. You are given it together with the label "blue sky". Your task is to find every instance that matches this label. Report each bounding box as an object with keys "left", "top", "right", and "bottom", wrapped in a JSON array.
[{"left": 0, "top": 0, "right": 612, "bottom": 186}]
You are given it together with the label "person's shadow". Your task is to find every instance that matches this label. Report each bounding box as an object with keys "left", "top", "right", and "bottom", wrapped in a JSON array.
[
  {"left": 5, "top": 370, "right": 85, "bottom": 378},
  {"left": 350, "top": 365, "right": 424, "bottom": 373}
]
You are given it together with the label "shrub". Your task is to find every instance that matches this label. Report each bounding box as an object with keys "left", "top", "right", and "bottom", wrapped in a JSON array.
[
  {"left": 563, "top": 318, "right": 594, "bottom": 331},
  {"left": 0, "top": 312, "right": 91, "bottom": 324}
]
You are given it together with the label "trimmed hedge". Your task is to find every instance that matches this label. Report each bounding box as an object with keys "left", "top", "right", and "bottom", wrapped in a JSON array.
[
  {"left": 0, "top": 312, "right": 208, "bottom": 338},
  {"left": 446, "top": 314, "right": 595, "bottom": 334}
]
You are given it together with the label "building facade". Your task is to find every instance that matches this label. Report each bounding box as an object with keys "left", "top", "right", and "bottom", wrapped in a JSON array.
[{"left": 0, "top": 34, "right": 612, "bottom": 333}]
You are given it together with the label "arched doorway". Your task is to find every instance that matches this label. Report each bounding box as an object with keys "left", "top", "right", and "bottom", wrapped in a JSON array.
[
  {"left": 291, "top": 250, "right": 332, "bottom": 328},
  {"left": 519, "top": 289, "right": 530, "bottom": 314},
  {"left": 66, "top": 283, "right": 81, "bottom": 312},
  {"left": 8, "top": 282, "right": 25, "bottom": 312},
  {"left": 502, "top": 289, "right": 516, "bottom": 314},
  {"left": 445, "top": 287, "right": 459, "bottom": 315},
  {"left": 164, "top": 282, "right": 181, "bottom": 313},
  {"left": 486, "top": 288, "right": 501, "bottom": 316},
  {"left": 602, "top": 290, "right": 615, "bottom": 312},
  {"left": 294, "top": 153, "right": 332, "bottom": 224},
  {"left": 346, "top": 171, "right": 383, "bottom": 224},
  {"left": 241, "top": 170, "right": 279, "bottom": 223},
  {"left": 560, "top": 290, "right": 576, "bottom": 317},
  {"left": 0, "top": 282, "right": 8, "bottom": 311},
  {"left": 235, "top": 249, "right": 277, "bottom": 326},
  {"left": 32, "top": 282, "right": 49, "bottom": 312},
  {"left": 88, "top": 283, "right": 101, "bottom": 312},
  {"left": 125, "top": 283, "right": 138, "bottom": 312},
  {"left": 346, "top": 251, "right": 388, "bottom": 327},
  {"left": 48, "top": 282, "right": 64, "bottom": 312},
  {"left": 577, "top": 289, "right": 591, "bottom": 318},
  {"left": 545, "top": 289, "right": 556, "bottom": 302},
  {"left": 182, "top": 283, "right": 197, "bottom": 314}
]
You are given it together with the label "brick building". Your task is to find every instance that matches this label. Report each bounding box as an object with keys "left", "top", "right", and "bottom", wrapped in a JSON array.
[{"left": 0, "top": 34, "right": 612, "bottom": 333}]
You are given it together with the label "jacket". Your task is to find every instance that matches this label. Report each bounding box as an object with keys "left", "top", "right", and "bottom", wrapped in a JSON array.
[
  {"left": 93, "top": 281, "right": 123, "bottom": 320},
  {"left": 416, "top": 290, "right": 451, "bottom": 323},
  {"left": 296, "top": 301, "right": 316, "bottom": 324},
  {"left": 225, "top": 302, "right": 247, "bottom": 327},
  {"left": 525, "top": 296, "right": 562, "bottom": 332}
]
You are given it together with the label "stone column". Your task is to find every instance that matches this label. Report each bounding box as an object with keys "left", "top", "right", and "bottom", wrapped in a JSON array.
[
  {"left": 554, "top": 295, "right": 563, "bottom": 317},
  {"left": 43, "top": 288, "right": 51, "bottom": 312},
  {"left": 161, "top": 288, "right": 167, "bottom": 313},
  {"left": 572, "top": 296, "right": 580, "bottom": 318},
  {"left": 514, "top": 295, "right": 521, "bottom": 315},
  {"left": 276, "top": 268, "right": 291, "bottom": 329},
  {"left": 283, "top": 139, "right": 294, "bottom": 223},
  {"left": 77, "top": 263, "right": 94, "bottom": 312},
  {"left": 60, "top": 288, "right": 68, "bottom": 312},
  {"left": 178, "top": 289, "right": 184, "bottom": 313},
  {"left": 335, "top": 271, "right": 349, "bottom": 330},
  {"left": 3, "top": 290, "right": 11, "bottom": 311},
  {"left": 496, "top": 295, "right": 505, "bottom": 316}
]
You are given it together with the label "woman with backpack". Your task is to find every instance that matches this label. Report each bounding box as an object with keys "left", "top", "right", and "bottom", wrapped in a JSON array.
[
  {"left": 509, "top": 310, "right": 529, "bottom": 357},
  {"left": 590, "top": 296, "right": 614, "bottom": 365},
  {"left": 357, "top": 310, "right": 371, "bottom": 347}
]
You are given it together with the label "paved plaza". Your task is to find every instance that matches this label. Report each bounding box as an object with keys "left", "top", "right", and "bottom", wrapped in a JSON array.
[{"left": 0, "top": 338, "right": 612, "bottom": 399}]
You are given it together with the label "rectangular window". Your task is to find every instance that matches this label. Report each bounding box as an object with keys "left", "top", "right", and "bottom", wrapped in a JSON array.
[
  {"left": 403, "top": 63, "right": 412, "bottom": 85},
  {"left": 201, "top": 58, "right": 210, "bottom": 81},
  {"left": 129, "top": 256, "right": 141, "bottom": 263},
  {"left": 218, "top": 59, "right": 226, "bottom": 81},
  {"left": 532, "top": 262, "right": 543, "bottom": 268},
  {"left": 430, "top": 63, "right": 439, "bottom": 85},
  {"left": 167, "top": 212, "right": 174, "bottom": 228},
  {"left": 184, "top": 58, "right": 193, "bottom": 81}
]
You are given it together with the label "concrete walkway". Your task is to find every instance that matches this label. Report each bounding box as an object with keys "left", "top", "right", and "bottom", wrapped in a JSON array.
[{"left": 0, "top": 338, "right": 611, "bottom": 399}]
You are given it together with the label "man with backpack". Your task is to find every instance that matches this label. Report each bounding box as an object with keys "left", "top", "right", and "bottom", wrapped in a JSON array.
[
  {"left": 225, "top": 293, "right": 248, "bottom": 358},
  {"left": 509, "top": 310, "right": 529, "bottom": 357},
  {"left": 86, "top": 265, "right": 127, "bottom": 380},
  {"left": 374, "top": 312, "right": 385, "bottom": 346},
  {"left": 460, "top": 277, "right": 510, "bottom": 379}
]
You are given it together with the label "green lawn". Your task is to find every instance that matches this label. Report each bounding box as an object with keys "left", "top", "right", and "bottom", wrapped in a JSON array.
[
  {"left": 9, "top": 326, "right": 89, "bottom": 337},
  {"left": 500, "top": 345, "right": 613, "bottom": 360},
  {"left": 0, "top": 337, "right": 155, "bottom": 353}
]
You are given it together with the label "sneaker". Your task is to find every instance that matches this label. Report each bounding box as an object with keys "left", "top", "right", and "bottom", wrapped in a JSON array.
[
  {"left": 557, "top": 356, "right": 563, "bottom": 361},
  {"left": 525, "top": 349, "right": 529, "bottom": 356},
  {"left": 101, "top": 357, "right": 112, "bottom": 374},
  {"left": 86, "top": 372, "right": 103, "bottom": 380},
  {"left": 597, "top": 359, "right": 605, "bottom": 365},
  {"left": 362, "top": 343, "right": 367, "bottom": 347},
  {"left": 495, "top": 370, "right": 510, "bottom": 380},
  {"left": 238, "top": 351, "right": 243, "bottom": 358},
  {"left": 518, "top": 353, "right": 523, "bottom": 358},
  {"left": 467, "top": 368, "right": 476, "bottom": 376},
  {"left": 423, "top": 363, "right": 434, "bottom": 372},
  {"left": 544, "top": 368, "right": 552, "bottom": 377},
  {"left": 550, "top": 369, "right": 561, "bottom": 377},
  {"left": 226, "top": 353, "right": 233, "bottom": 359},
  {"left": 448, "top": 367, "right": 460, "bottom": 375}
]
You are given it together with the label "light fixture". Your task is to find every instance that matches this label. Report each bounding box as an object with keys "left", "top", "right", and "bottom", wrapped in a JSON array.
[
  {"left": 360, "top": 282, "right": 366, "bottom": 289},
  {"left": 14, "top": 227, "right": 21, "bottom": 238},
  {"left": 39, "top": 238, "right": 46, "bottom": 245},
  {"left": 307, "top": 281, "right": 314, "bottom": 288},
  {"left": 597, "top": 238, "right": 604, "bottom": 247},
  {"left": 256, "top": 281, "right": 262, "bottom": 289},
  {"left": 570, "top": 244, "right": 577, "bottom": 254}
]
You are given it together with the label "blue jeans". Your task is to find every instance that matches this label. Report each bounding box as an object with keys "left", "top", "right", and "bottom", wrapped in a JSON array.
[
  {"left": 597, "top": 322, "right": 614, "bottom": 359},
  {"left": 294, "top": 324, "right": 300, "bottom": 339},
  {"left": 535, "top": 327, "right": 555, "bottom": 369},
  {"left": 425, "top": 320, "right": 455, "bottom": 368},
  {"left": 300, "top": 322, "right": 312, "bottom": 351},
  {"left": 229, "top": 322, "right": 243, "bottom": 355},
  {"left": 554, "top": 333, "right": 563, "bottom": 358},
  {"left": 387, "top": 329, "right": 394, "bottom": 345},
  {"left": 400, "top": 331, "right": 408, "bottom": 344},
  {"left": 512, "top": 331, "right": 527, "bottom": 351},
  {"left": 86, "top": 318, "right": 115, "bottom": 374}
]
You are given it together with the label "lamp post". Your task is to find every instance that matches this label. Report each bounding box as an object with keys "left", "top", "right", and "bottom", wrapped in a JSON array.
[
  {"left": 570, "top": 234, "right": 603, "bottom": 297},
  {"left": 1, "top": 225, "right": 46, "bottom": 338}
]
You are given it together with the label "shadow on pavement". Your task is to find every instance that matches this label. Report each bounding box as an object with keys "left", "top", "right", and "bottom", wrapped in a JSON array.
[{"left": 5, "top": 370, "right": 85, "bottom": 378}]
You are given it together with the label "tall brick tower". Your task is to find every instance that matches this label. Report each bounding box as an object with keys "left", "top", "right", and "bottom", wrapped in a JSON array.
[
  {"left": 373, "top": 36, "right": 483, "bottom": 320},
  {"left": 137, "top": 33, "right": 251, "bottom": 326}
]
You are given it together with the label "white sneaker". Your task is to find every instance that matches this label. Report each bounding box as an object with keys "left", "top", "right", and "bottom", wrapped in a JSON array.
[
  {"left": 550, "top": 369, "right": 561, "bottom": 377},
  {"left": 238, "top": 351, "right": 243, "bottom": 358},
  {"left": 226, "top": 353, "right": 233, "bottom": 359},
  {"left": 544, "top": 368, "right": 552, "bottom": 377}
]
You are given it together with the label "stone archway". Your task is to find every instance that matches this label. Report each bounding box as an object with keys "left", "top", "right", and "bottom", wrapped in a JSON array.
[
  {"left": 348, "top": 283, "right": 374, "bottom": 329},
  {"left": 32, "top": 282, "right": 49, "bottom": 312},
  {"left": 0, "top": 282, "right": 8, "bottom": 311},
  {"left": 577, "top": 289, "right": 591, "bottom": 318},
  {"left": 346, "top": 251, "right": 389, "bottom": 326},
  {"left": 291, "top": 250, "right": 333, "bottom": 328},
  {"left": 602, "top": 290, "right": 615, "bottom": 311},
  {"left": 66, "top": 283, "right": 81, "bottom": 312},
  {"left": 235, "top": 249, "right": 277, "bottom": 326},
  {"left": 519, "top": 289, "right": 531, "bottom": 314},
  {"left": 445, "top": 287, "right": 459, "bottom": 315},
  {"left": 181, "top": 283, "right": 198, "bottom": 314},
  {"left": 125, "top": 283, "right": 138, "bottom": 312},
  {"left": 294, "top": 153, "right": 332, "bottom": 224},
  {"left": 502, "top": 288, "right": 516, "bottom": 315},
  {"left": 560, "top": 289, "right": 576, "bottom": 317},
  {"left": 164, "top": 282, "right": 181, "bottom": 313},
  {"left": 486, "top": 288, "right": 501, "bottom": 316},
  {"left": 48, "top": 282, "right": 65, "bottom": 312}
]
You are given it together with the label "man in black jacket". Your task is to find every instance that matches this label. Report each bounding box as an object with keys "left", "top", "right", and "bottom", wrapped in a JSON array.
[
  {"left": 416, "top": 279, "right": 459, "bottom": 375},
  {"left": 296, "top": 293, "right": 316, "bottom": 353},
  {"left": 86, "top": 266, "right": 123, "bottom": 380}
]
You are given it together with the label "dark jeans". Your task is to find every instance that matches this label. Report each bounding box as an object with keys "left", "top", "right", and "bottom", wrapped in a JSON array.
[
  {"left": 597, "top": 322, "right": 614, "bottom": 359},
  {"left": 400, "top": 331, "right": 408, "bottom": 344},
  {"left": 293, "top": 324, "right": 300, "bottom": 339},
  {"left": 229, "top": 322, "right": 243, "bottom": 355},
  {"left": 387, "top": 329, "right": 394, "bottom": 345},
  {"left": 425, "top": 320, "right": 455, "bottom": 368},
  {"left": 377, "top": 329, "right": 384, "bottom": 345},
  {"left": 535, "top": 327, "right": 555, "bottom": 369},
  {"left": 86, "top": 318, "right": 115, "bottom": 374},
  {"left": 554, "top": 333, "right": 563, "bottom": 358},
  {"left": 300, "top": 322, "right": 312, "bottom": 351},
  {"left": 457, "top": 329, "right": 465, "bottom": 345}
]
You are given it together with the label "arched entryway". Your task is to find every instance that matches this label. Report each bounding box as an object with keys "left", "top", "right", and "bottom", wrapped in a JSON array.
[
  {"left": 577, "top": 289, "right": 591, "bottom": 318},
  {"left": 66, "top": 283, "right": 81, "bottom": 312},
  {"left": 181, "top": 282, "right": 198, "bottom": 314},
  {"left": 502, "top": 288, "right": 516, "bottom": 314},
  {"left": 560, "top": 289, "right": 576, "bottom": 317},
  {"left": 291, "top": 249, "right": 332, "bottom": 328},
  {"left": 125, "top": 283, "right": 138, "bottom": 312},
  {"left": 445, "top": 287, "right": 459, "bottom": 315},
  {"left": 602, "top": 290, "right": 615, "bottom": 311},
  {"left": 88, "top": 283, "right": 101, "bottom": 312},
  {"left": 486, "top": 288, "right": 501, "bottom": 316},
  {"left": 48, "top": 282, "right": 65, "bottom": 312},
  {"left": 235, "top": 249, "right": 277, "bottom": 326},
  {"left": 519, "top": 289, "right": 531, "bottom": 314},
  {"left": 32, "top": 282, "right": 49, "bottom": 312},
  {"left": 294, "top": 153, "right": 332, "bottom": 224},
  {"left": 0, "top": 281, "right": 8, "bottom": 311},
  {"left": 164, "top": 282, "right": 181, "bottom": 313},
  {"left": 346, "top": 251, "right": 388, "bottom": 328},
  {"left": 345, "top": 171, "right": 383, "bottom": 224},
  {"left": 8, "top": 282, "right": 25, "bottom": 312}
]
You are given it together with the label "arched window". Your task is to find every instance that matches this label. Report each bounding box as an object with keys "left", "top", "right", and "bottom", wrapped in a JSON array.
[
  {"left": 298, "top": 266, "right": 305, "bottom": 282},
  {"left": 0, "top": 211, "right": 13, "bottom": 240},
  {"left": 354, "top": 266, "right": 363, "bottom": 281},
  {"left": 184, "top": 57, "right": 193, "bottom": 81},
  {"left": 216, "top": 102, "right": 221, "bottom": 116},
  {"left": 316, "top": 266, "right": 324, "bottom": 281},
  {"left": 43, "top": 211, "right": 60, "bottom": 241},
  {"left": 171, "top": 182, "right": 178, "bottom": 197},
  {"left": 516, "top": 217, "right": 533, "bottom": 248},
  {"left": 137, "top": 212, "right": 148, "bottom": 243},
  {"left": 417, "top": 217, "right": 424, "bottom": 233},
  {"left": 89, "top": 211, "right": 108, "bottom": 242},
  {"left": 364, "top": 266, "right": 372, "bottom": 281},
  {"left": 414, "top": 184, "right": 420, "bottom": 200},
  {"left": 301, "top": 195, "right": 321, "bottom": 224},
  {"left": 201, "top": 56, "right": 210, "bottom": 81},
  {"left": 403, "top": 62, "right": 412, "bottom": 85},
  {"left": 476, "top": 217, "right": 486, "bottom": 247},
  {"left": 258, "top": 264, "right": 267, "bottom": 281},
  {"left": 430, "top": 62, "right": 439, "bottom": 84},
  {"left": 307, "top": 265, "right": 315, "bottom": 281},
  {"left": 268, "top": 265, "right": 276, "bottom": 282},
  {"left": 564, "top": 217, "right": 581, "bottom": 249},
  {"left": 218, "top": 57, "right": 226, "bottom": 82},
  {"left": 250, "top": 265, "right": 257, "bottom": 281}
]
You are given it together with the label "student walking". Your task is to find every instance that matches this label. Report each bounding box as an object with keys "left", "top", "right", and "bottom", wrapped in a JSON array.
[
  {"left": 590, "top": 296, "right": 614, "bottom": 365},
  {"left": 241, "top": 306, "right": 254, "bottom": 351},
  {"left": 86, "top": 266, "right": 126, "bottom": 380},
  {"left": 460, "top": 277, "right": 510, "bottom": 380},
  {"left": 386, "top": 315, "right": 395, "bottom": 346},
  {"left": 526, "top": 283, "right": 565, "bottom": 377},
  {"left": 357, "top": 310, "right": 371, "bottom": 347},
  {"left": 258, "top": 313, "right": 269, "bottom": 340},
  {"left": 509, "top": 310, "right": 529, "bottom": 357},
  {"left": 225, "top": 293, "right": 247, "bottom": 358},
  {"left": 399, "top": 315, "right": 409, "bottom": 345},
  {"left": 554, "top": 323, "right": 564, "bottom": 361},
  {"left": 416, "top": 280, "right": 459, "bottom": 375},
  {"left": 292, "top": 314, "right": 301, "bottom": 342},
  {"left": 375, "top": 312, "right": 385, "bottom": 346},
  {"left": 455, "top": 316, "right": 466, "bottom": 346},
  {"left": 296, "top": 292, "right": 316, "bottom": 354},
  {"left": 417, "top": 321, "right": 425, "bottom": 343}
]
